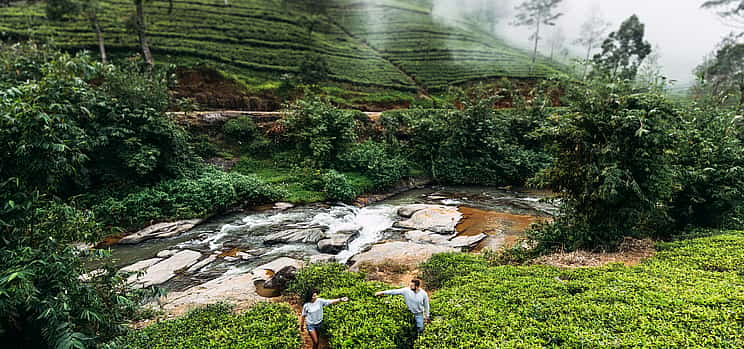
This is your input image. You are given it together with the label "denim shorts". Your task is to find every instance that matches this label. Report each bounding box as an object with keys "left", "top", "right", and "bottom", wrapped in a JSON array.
[{"left": 307, "top": 322, "right": 321, "bottom": 333}]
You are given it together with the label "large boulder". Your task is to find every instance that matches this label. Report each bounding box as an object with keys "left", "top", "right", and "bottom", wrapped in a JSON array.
[
  {"left": 156, "top": 271, "right": 267, "bottom": 316},
  {"left": 127, "top": 250, "right": 202, "bottom": 287},
  {"left": 263, "top": 228, "right": 325, "bottom": 245},
  {"left": 404, "top": 230, "right": 487, "bottom": 250},
  {"left": 263, "top": 265, "right": 298, "bottom": 289},
  {"left": 252, "top": 257, "right": 305, "bottom": 283},
  {"left": 395, "top": 205, "right": 462, "bottom": 234},
  {"left": 317, "top": 232, "right": 358, "bottom": 254},
  {"left": 349, "top": 241, "right": 457, "bottom": 272},
  {"left": 397, "top": 204, "right": 432, "bottom": 218},
  {"left": 118, "top": 219, "right": 202, "bottom": 245}
]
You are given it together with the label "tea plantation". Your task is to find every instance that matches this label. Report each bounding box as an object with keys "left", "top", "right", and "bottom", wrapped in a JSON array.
[
  {"left": 0, "top": 0, "right": 560, "bottom": 94},
  {"left": 416, "top": 230, "right": 744, "bottom": 348},
  {"left": 114, "top": 303, "right": 302, "bottom": 349}
]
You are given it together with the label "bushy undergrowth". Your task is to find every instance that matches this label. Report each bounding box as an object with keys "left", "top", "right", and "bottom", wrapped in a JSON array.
[
  {"left": 416, "top": 231, "right": 744, "bottom": 348},
  {"left": 339, "top": 141, "right": 411, "bottom": 188},
  {"left": 93, "top": 168, "right": 284, "bottom": 229},
  {"left": 112, "top": 303, "right": 301, "bottom": 349},
  {"left": 287, "top": 264, "right": 416, "bottom": 349}
]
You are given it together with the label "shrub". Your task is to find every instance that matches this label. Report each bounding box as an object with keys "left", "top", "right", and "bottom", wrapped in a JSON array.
[
  {"left": 281, "top": 95, "right": 357, "bottom": 167},
  {"left": 419, "top": 253, "right": 489, "bottom": 289},
  {"left": 94, "top": 169, "right": 284, "bottom": 229},
  {"left": 287, "top": 264, "right": 416, "bottom": 349},
  {"left": 339, "top": 141, "right": 411, "bottom": 188},
  {"left": 320, "top": 170, "right": 359, "bottom": 203},
  {"left": 223, "top": 116, "right": 267, "bottom": 149},
  {"left": 415, "top": 231, "right": 744, "bottom": 348},
  {"left": 113, "top": 302, "right": 302, "bottom": 349},
  {"left": 670, "top": 108, "right": 744, "bottom": 229}
]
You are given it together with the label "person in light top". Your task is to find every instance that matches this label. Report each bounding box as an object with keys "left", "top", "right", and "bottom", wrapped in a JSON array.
[
  {"left": 300, "top": 289, "right": 348, "bottom": 349},
  {"left": 375, "top": 279, "right": 430, "bottom": 332}
]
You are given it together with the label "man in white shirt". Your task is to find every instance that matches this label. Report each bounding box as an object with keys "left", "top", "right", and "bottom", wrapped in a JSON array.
[{"left": 375, "top": 279, "right": 430, "bottom": 332}]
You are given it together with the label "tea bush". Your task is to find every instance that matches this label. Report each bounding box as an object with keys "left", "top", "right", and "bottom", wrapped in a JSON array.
[
  {"left": 419, "top": 252, "right": 489, "bottom": 289},
  {"left": 114, "top": 303, "right": 301, "bottom": 349},
  {"left": 415, "top": 231, "right": 744, "bottom": 348},
  {"left": 223, "top": 116, "right": 267, "bottom": 150},
  {"left": 287, "top": 264, "right": 416, "bottom": 349}
]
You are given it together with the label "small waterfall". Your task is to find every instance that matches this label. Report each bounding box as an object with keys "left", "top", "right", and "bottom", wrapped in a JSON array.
[{"left": 336, "top": 205, "right": 397, "bottom": 263}]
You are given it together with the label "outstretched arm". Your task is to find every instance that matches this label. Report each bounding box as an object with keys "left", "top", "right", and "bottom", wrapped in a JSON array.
[
  {"left": 375, "top": 288, "right": 405, "bottom": 297},
  {"left": 329, "top": 297, "right": 349, "bottom": 305}
]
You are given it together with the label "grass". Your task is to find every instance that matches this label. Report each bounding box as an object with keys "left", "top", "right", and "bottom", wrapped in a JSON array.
[{"left": 0, "top": 0, "right": 563, "bottom": 96}]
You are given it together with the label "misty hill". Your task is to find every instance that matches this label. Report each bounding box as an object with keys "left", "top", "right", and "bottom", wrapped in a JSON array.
[{"left": 0, "top": 0, "right": 561, "bottom": 95}]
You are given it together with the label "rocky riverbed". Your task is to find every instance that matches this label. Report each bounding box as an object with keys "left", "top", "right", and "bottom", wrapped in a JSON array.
[{"left": 101, "top": 186, "right": 556, "bottom": 315}]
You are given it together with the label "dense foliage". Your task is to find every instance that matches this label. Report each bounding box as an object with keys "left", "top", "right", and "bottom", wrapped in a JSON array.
[
  {"left": 0, "top": 43, "right": 193, "bottom": 197},
  {"left": 530, "top": 80, "right": 676, "bottom": 249},
  {"left": 111, "top": 303, "right": 301, "bottom": 349},
  {"left": 287, "top": 264, "right": 416, "bottom": 349},
  {"left": 281, "top": 95, "right": 357, "bottom": 168},
  {"left": 380, "top": 89, "right": 553, "bottom": 186},
  {"left": 93, "top": 169, "right": 284, "bottom": 229},
  {"left": 416, "top": 231, "right": 744, "bottom": 348}
]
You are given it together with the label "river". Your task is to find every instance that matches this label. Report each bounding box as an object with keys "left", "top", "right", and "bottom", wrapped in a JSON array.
[{"left": 108, "top": 186, "right": 556, "bottom": 292}]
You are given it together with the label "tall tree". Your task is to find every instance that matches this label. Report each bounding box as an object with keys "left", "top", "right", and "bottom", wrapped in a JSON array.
[
  {"left": 573, "top": 7, "right": 611, "bottom": 78},
  {"left": 512, "top": 0, "right": 564, "bottom": 65},
  {"left": 81, "top": 0, "right": 107, "bottom": 63},
  {"left": 133, "top": 0, "right": 153, "bottom": 65},
  {"left": 702, "top": 0, "right": 744, "bottom": 27},
  {"left": 46, "top": 0, "right": 107, "bottom": 63},
  {"left": 592, "top": 15, "right": 652, "bottom": 81},
  {"left": 546, "top": 27, "right": 565, "bottom": 61},
  {"left": 698, "top": 35, "right": 744, "bottom": 106}
]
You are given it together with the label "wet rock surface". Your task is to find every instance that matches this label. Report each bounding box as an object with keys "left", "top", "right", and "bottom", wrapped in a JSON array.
[
  {"left": 118, "top": 219, "right": 203, "bottom": 245},
  {"left": 127, "top": 250, "right": 202, "bottom": 288},
  {"left": 349, "top": 241, "right": 457, "bottom": 271},
  {"left": 395, "top": 205, "right": 462, "bottom": 234}
]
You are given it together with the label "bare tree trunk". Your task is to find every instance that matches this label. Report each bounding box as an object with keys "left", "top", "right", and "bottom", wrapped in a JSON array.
[
  {"left": 92, "top": 13, "right": 107, "bottom": 64},
  {"left": 223, "top": 0, "right": 228, "bottom": 6},
  {"left": 583, "top": 42, "right": 592, "bottom": 78},
  {"left": 134, "top": 0, "right": 154, "bottom": 65},
  {"left": 531, "top": 15, "right": 541, "bottom": 65}
]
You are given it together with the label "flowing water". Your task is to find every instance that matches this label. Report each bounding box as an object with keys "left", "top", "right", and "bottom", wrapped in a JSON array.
[{"left": 107, "top": 186, "right": 556, "bottom": 291}]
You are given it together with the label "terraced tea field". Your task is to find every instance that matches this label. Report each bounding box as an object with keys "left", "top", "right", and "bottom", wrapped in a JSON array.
[{"left": 0, "top": 0, "right": 561, "bottom": 93}]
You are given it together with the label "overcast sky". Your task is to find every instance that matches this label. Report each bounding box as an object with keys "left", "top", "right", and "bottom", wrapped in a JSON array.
[{"left": 496, "top": 0, "right": 734, "bottom": 85}]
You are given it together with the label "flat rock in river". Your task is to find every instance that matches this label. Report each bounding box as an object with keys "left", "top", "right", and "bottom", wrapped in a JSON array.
[
  {"left": 120, "top": 257, "right": 163, "bottom": 273},
  {"left": 349, "top": 241, "right": 456, "bottom": 271},
  {"left": 118, "top": 219, "right": 202, "bottom": 245},
  {"left": 263, "top": 228, "right": 325, "bottom": 245},
  {"left": 395, "top": 205, "right": 462, "bottom": 234},
  {"left": 317, "top": 232, "right": 358, "bottom": 254},
  {"left": 128, "top": 250, "right": 202, "bottom": 288},
  {"left": 404, "top": 230, "right": 487, "bottom": 250},
  {"left": 157, "top": 271, "right": 267, "bottom": 316}
]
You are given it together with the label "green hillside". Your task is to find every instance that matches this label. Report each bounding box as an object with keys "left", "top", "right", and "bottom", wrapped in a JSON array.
[{"left": 0, "top": 0, "right": 560, "bottom": 96}]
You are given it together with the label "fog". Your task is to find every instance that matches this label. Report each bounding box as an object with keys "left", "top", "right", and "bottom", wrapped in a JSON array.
[{"left": 430, "top": 0, "right": 734, "bottom": 85}]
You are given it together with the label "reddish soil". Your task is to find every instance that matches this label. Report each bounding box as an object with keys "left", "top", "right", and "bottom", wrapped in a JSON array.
[{"left": 173, "top": 67, "right": 280, "bottom": 111}]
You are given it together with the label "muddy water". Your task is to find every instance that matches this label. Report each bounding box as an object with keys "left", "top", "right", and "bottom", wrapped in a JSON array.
[{"left": 107, "top": 186, "right": 556, "bottom": 291}]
